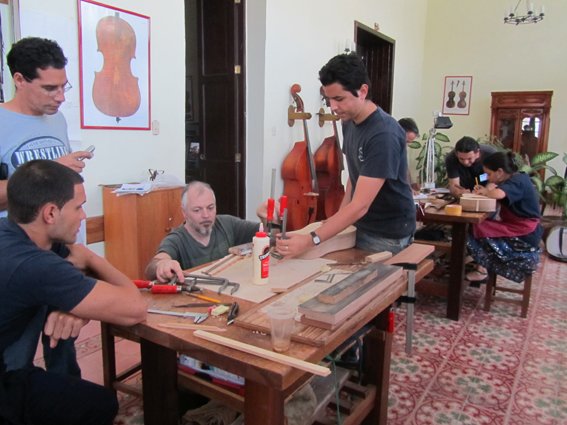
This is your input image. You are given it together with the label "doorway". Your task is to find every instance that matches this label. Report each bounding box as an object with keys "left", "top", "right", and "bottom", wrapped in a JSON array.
[
  {"left": 354, "top": 21, "right": 395, "bottom": 114},
  {"left": 184, "top": 0, "right": 246, "bottom": 217}
]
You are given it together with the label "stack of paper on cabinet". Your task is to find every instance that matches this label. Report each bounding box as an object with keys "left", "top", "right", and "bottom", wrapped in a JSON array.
[{"left": 298, "top": 263, "right": 403, "bottom": 328}]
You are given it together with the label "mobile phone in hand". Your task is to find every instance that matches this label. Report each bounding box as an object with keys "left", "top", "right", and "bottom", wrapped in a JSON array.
[{"left": 78, "top": 145, "right": 95, "bottom": 161}]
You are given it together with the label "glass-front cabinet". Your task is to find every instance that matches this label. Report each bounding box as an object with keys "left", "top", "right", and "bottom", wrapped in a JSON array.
[{"left": 490, "top": 91, "right": 553, "bottom": 163}]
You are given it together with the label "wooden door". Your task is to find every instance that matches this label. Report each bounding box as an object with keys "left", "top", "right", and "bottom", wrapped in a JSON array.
[
  {"left": 185, "top": 0, "right": 245, "bottom": 217},
  {"left": 354, "top": 22, "right": 395, "bottom": 114}
]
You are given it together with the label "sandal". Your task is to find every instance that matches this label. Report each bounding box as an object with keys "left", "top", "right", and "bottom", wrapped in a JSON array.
[{"left": 465, "top": 269, "right": 488, "bottom": 283}]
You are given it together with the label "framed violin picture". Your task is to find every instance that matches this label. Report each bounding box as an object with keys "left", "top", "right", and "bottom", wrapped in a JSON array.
[
  {"left": 78, "top": 0, "right": 151, "bottom": 130},
  {"left": 442, "top": 76, "right": 472, "bottom": 116}
]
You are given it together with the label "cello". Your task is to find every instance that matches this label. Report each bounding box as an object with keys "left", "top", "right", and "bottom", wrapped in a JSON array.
[
  {"left": 92, "top": 12, "right": 141, "bottom": 122},
  {"left": 314, "top": 87, "right": 344, "bottom": 220},
  {"left": 281, "top": 84, "right": 319, "bottom": 231}
]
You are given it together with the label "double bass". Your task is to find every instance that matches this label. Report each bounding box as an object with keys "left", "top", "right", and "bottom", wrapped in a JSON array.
[
  {"left": 281, "top": 84, "right": 319, "bottom": 231},
  {"left": 314, "top": 88, "right": 344, "bottom": 220},
  {"left": 92, "top": 13, "right": 141, "bottom": 122}
]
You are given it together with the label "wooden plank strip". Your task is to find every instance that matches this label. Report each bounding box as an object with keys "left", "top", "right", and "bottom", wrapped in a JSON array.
[
  {"left": 158, "top": 323, "right": 226, "bottom": 332},
  {"left": 86, "top": 215, "right": 105, "bottom": 244},
  {"left": 193, "top": 330, "right": 331, "bottom": 377}
]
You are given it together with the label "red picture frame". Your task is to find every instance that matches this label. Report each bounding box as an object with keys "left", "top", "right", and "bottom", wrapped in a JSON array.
[
  {"left": 442, "top": 76, "right": 472, "bottom": 116},
  {"left": 78, "top": 0, "right": 151, "bottom": 130}
]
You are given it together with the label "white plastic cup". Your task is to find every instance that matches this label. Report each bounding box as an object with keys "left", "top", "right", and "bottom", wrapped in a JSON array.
[{"left": 266, "top": 302, "right": 295, "bottom": 352}]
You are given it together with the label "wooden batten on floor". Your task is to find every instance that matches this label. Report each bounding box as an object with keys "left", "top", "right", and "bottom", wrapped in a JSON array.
[{"left": 86, "top": 215, "right": 105, "bottom": 244}]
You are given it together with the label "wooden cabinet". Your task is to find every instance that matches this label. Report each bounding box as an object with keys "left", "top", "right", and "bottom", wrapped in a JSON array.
[
  {"left": 490, "top": 91, "right": 553, "bottom": 162},
  {"left": 102, "top": 186, "right": 185, "bottom": 279}
]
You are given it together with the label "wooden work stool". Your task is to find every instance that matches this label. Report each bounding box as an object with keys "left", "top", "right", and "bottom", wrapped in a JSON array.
[{"left": 483, "top": 271, "right": 533, "bottom": 318}]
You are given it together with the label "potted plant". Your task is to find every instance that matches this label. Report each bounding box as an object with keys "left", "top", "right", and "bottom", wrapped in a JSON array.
[
  {"left": 519, "top": 151, "right": 567, "bottom": 220},
  {"left": 408, "top": 131, "right": 453, "bottom": 188}
]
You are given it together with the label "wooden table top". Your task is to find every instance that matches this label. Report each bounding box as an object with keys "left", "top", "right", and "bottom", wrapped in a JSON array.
[{"left": 121, "top": 248, "right": 405, "bottom": 391}]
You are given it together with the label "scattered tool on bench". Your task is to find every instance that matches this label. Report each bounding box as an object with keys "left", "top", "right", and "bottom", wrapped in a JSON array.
[
  {"left": 226, "top": 302, "right": 239, "bottom": 325},
  {"left": 148, "top": 308, "right": 208, "bottom": 324},
  {"left": 181, "top": 274, "right": 240, "bottom": 295},
  {"left": 133, "top": 279, "right": 203, "bottom": 294}
]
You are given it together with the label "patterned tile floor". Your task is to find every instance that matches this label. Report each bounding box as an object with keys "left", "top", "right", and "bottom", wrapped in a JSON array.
[
  {"left": 38, "top": 253, "right": 565, "bottom": 424},
  {"left": 388, "top": 254, "right": 567, "bottom": 425}
]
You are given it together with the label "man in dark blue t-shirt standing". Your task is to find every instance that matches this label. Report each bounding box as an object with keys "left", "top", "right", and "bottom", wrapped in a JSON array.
[{"left": 276, "top": 53, "right": 415, "bottom": 257}]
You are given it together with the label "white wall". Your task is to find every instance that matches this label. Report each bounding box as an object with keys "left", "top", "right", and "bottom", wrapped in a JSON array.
[
  {"left": 10, "top": 0, "right": 565, "bottom": 242},
  {"left": 13, "top": 0, "right": 186, "bottom": 246},
  {"left": 419, "top": 0, "right": 567, "bottom": 172},
  {"left": 245, "top": 0, "right": 428, "bottom": 218}
]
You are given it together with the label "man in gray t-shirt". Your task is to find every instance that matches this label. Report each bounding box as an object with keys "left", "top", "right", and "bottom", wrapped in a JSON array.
[
  {"left": 145, "top": 181, "right": 268, "bottom": 282},
  {"left": 0, "top": 37, "right": 94, "bottom": 217}
]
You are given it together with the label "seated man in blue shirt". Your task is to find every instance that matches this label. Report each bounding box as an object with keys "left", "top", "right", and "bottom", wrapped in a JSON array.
[{"left": 0, "top": 160, "right": 147, "bottom": 425}]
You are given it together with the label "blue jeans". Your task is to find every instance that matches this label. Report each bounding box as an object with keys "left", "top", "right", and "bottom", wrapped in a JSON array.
[
  {"left": 3, "top": 307, "right": 81, "bottom": 377},
  {"left": 1, "top": 367, "right": 117, "bottom": 425},
  {"left": 356, "top": 231, "right": 413, "bottom": 255}
]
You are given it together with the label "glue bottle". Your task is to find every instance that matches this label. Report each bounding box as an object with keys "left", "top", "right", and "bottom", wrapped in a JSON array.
[{"left": 253, "top": 224, "right": 270, "bottom": 285}]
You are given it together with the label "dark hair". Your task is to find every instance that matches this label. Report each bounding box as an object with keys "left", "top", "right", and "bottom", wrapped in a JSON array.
[
  {"left": 7, "top": 37, "right": 67, "bottom": 81},
  {"left": 483, "top": 151, "right": 518, "bottom": 174},
  {"left": 455, "top": 136, "right": 479, "bottom": 153},
  {"left": 398, "top": 118, "right": 419, "bottom": 135},
  {"left": 319, "top": 53, "right": 370, "bottom": 97},
  {"left": 7, "top": 160, "right": 83, "bottom": 224}
]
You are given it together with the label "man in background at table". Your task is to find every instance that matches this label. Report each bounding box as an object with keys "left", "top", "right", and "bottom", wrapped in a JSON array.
[
  {"left": 276, "top": 53, "right": 415, "bottom": 258},
  {"left": 0, "top": 160, "right": 147, "bottom": 425},
  {"left": 445, "top": 136, "right": 496, "bottom": 197},
  {"left": 145, "top": 181, "right": 273, "bottom": 282},
  {"left": 0, "top": 37, "right": 95, "bottom": 378}
]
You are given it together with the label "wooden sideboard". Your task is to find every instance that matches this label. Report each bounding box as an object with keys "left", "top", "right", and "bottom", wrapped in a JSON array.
[
  {"left": 102, "top": 185, "right": 185, "bottom": 279},
  {"left": 490, "top": 91, "right": 552, "bottom": 163}
]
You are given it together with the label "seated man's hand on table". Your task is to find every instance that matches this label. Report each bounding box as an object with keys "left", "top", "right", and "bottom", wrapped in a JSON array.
[{"left": 153, "top": 254, "right": 186, "bottom": 283}]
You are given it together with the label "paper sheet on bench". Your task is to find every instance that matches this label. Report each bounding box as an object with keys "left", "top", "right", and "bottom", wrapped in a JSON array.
[{"left": 194, "top": 257, "right": 334, "bottom": 303}]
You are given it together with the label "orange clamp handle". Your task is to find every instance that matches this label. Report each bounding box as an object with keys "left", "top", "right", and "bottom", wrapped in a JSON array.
[
  {"left": 133, "top": 279, "right": 152, "bottom": 289},
  {"left": 267, "top": 198, "right": 275, "bottom": 221},
  {"left": 150, "top": 285, "right": 181, "bottom": 294}
]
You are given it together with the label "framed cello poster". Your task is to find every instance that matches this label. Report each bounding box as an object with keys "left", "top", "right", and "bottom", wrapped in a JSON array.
[
  {"left": 442, "top": 76, "right": 472, "bottom": 116},
  {"left": 78, "top": 0, "right": 150, "bottom": 130}
]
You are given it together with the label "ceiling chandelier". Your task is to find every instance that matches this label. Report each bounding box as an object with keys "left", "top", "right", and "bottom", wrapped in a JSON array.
[{"left": 504, "top": 0, "right": 545, "bottom": 25}]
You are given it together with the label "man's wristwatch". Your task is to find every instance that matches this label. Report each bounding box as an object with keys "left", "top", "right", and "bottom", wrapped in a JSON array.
[{"left": 310, "top": 231, "right": 321, "bottom": 246}]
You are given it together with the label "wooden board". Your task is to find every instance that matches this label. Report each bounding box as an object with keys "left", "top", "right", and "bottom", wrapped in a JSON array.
[
  {"left": 460, "top": 194, "right": 497, "bottom": 212},
  {"left": 234, "top": 271, "right": 407, "bottom": 347},
  {"left": 297, "top": 263, "right": 403, "bottom": 325},
  {"left": 384, "top": 243, "right": 434, "bottom": 266},
  {"left": 316, "top": 267, "right": 378, "bottom": 304},
  {"left": 192, "top": 256, "right": 333, "bottom": 303}
]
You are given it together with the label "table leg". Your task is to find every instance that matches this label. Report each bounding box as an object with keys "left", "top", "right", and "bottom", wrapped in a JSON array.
[
  {"left": 447, "top": 222, "right": 468, "bottom": 320},
  {"left": 245, "top": 380, "right": 285, "bottom": 425},
  {"left": 141, "top": 338, "right": 179, "bottom": 425},
  {"left": 362, "top": 309, "right": 392, "bottom": 425},
  {"left": 100, "top": 322, "right": 116, "bottom": 391}
]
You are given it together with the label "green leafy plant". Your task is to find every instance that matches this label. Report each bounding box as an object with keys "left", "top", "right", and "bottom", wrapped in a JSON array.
[
  {"left": 519, "top": 151, "right": 567, "bottom": 219},
  {"left": 408, "top": 132, "right": 453, "bottom": 188}
]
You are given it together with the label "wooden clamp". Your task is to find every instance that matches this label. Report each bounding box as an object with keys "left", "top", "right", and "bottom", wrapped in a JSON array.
[
  {"left": 288, "top": 105, "right": 312, "bottom": 127},
  {"left": 317, "top": 107, "right": 339, "bottom": 127}
]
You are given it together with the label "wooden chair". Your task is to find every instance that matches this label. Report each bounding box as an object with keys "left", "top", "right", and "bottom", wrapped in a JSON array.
[{"left": 483, "top": 271, "right": 533, "bottom": 318}]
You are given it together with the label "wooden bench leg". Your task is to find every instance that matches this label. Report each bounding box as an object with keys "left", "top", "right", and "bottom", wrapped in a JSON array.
[
  {"left": 520, "top": 274, "right": 532, "bottom": 318},
  {"left": 484, "top": 272, "right": 497, "bottom": 312}
]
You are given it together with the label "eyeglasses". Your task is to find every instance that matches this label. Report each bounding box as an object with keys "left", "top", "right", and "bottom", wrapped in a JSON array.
[
  {"left": 148, "top": 169, "right": 164, "bottom": 181},
  {"left": 23, "top": 76, "right": 72, "bottom": 97}
]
